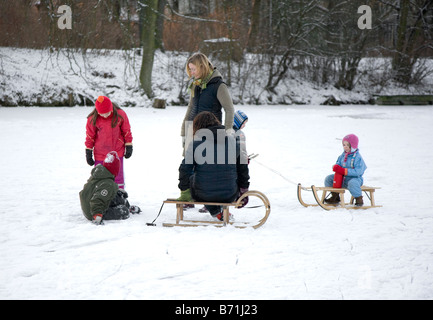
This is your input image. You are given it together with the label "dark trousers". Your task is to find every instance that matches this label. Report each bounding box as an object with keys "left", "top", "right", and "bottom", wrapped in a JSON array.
[
  {"left": 104, "top": 190, "right": 130, "bottom": 220},
  {"left": 191, "top": 187, "right": 237, "bottom": 216}
]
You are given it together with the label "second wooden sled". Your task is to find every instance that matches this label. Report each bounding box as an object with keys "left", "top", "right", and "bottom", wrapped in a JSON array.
[
  {"left": 162, "top": 190, "right": 271, "bottom": 229},
  {"left": 298, "top": 183, "right": 382, "bottom": 210}
]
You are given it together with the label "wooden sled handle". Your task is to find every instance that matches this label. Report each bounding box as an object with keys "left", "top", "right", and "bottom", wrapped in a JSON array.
[{"left": 235, "top": 190, "right": 271, "bottom": 229}]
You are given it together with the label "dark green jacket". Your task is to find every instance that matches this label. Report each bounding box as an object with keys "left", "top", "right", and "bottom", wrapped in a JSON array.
[{"left": 79, "top": 164, "right": 118, "bottom": 220}]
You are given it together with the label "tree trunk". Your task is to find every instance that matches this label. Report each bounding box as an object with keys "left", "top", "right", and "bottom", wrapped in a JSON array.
[
  {"left": 246, "top": 0, "right": 261, "bottom": 52},
  {"left": 392, "top": 0, "right": 411, "bottom": 83},
  {"left": 391, "top": 0, "right": 432, "bottom": 84},
  {"left": 155, "top": 0, "right": 166, "bottom": 52},
  {"left": 139, "top": 0, "right": 158, "bottom": 99}
]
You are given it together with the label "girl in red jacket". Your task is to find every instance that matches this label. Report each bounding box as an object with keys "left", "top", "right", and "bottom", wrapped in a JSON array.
[{"left": 85, "top": 96, "right": 133, "bottom": 189}]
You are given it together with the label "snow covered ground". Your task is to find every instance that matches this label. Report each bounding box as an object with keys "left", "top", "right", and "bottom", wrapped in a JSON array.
[{"left": 1, "top": 104, "right": 433, "bottom": 300}]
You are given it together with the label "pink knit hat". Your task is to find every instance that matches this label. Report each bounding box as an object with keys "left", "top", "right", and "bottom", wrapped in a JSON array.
[{"left": 343, "top": 134, "right": 359, "bottom": 149}]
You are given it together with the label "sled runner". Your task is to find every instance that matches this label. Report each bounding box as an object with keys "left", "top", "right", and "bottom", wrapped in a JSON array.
[
  {"left": 162, "top": 190, "right": 271, "bottom": 229},
  {"left": 297, "top": 184, "right": 381, "bottom": 210}
]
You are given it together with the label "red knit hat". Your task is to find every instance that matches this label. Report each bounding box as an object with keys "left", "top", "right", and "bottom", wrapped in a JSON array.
[
  {"left": 95, "top": 96, "right": 113, "bottom": 114},
  {"left": 103, "top": 151, "right": 120, "bottom": 176}
]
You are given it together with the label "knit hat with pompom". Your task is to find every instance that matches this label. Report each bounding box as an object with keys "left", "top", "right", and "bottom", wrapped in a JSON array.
[
  {"left": 95, "top": 96, "right": 113, "bottom": 114},
  {"left": 103, "top": 151, "right": 120, "bottom": 176}
]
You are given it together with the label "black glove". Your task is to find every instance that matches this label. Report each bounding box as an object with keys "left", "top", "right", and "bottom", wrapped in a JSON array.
[
  {"left": 86, "top": 149, "right": 95, "bottom": 166},
  {"left": 125, "top": 145, "right": 133, "bottom": 159},
  {"left": 117, "top": 189, "right": 128, "bottom": 199}
]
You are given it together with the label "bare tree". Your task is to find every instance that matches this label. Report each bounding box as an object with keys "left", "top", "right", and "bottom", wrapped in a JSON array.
[
  {"left": 246, "top": 0, "right": 262, "bottom": 52},
  {"left": 390, "top": 0, "right": 433, "bottom": 84},
  {"left": 138, "top": 0, "right": 159, "bottom": 98},
  {"left": 263, "top": 0, "right": 324, "bottom": 93}
]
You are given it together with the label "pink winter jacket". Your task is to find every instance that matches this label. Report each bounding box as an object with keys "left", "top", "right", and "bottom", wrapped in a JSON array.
[{"left": 85, "top": 108, "right": 133, "bottom": 161}]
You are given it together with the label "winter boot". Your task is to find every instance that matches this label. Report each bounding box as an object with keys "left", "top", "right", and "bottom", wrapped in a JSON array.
[
  {"left": 130, "top": 205, "right": 142, "bottom": 214},
  {"left": 183, "top": 204, "right": 195, "bottom": 210},
  {"left": 324, "top": 192, "right": 340, "bottom": 204},
  {"left": 355, "top": 196, "right": 364, "bottom": 207},
  {"left": 92, "top": 214, "right": 103, "bottom": 225},
  {"left": 198, "top": 206, "right": 209, "bottom": 213}
]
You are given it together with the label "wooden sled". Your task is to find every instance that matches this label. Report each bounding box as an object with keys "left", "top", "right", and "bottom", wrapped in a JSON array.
[
  {"left": 162, "top": 190, "right": 271, "bottom": 229},
  {"left": 298, "top": 183, "right": 382, "bottom": 210}
]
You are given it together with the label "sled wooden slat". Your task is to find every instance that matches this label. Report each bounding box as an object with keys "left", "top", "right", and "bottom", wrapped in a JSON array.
[
  {"left": 297, "top": 183, "right": 381, "bottom": 210},
  {"left": 162, "top": 190, "right": 271, "bottom": 229}
]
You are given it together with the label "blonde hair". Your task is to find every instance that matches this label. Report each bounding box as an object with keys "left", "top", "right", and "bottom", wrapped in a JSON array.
[{"left": 186, "top": 53, "right": 214, "bottom": 79}]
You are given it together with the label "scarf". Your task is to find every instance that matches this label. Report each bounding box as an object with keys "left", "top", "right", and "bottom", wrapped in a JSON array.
[
  {"left": 188, "top": 70, "right": 214, "bottom": 98},
  {"left": 343, "top": 149, "right": 358, "bottom": 168}
]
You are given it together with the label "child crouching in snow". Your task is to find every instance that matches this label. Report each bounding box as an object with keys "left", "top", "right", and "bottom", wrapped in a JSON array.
[
  {"left": 79, "top": 151, "right": 141, "bottom": 225},
  {"left": 324, "top": 134, "right": 367, "bottom": 206}
]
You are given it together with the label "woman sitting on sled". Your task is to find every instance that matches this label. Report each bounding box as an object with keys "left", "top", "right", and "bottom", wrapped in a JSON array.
[{"left": 177, "top": 111, "right": 250, "bottom": 221}]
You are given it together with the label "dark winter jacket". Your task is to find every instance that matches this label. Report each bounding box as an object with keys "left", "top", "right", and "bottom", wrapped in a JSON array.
[
  {"left": 79, "top": 164, "right": 118, "bottom": 220},
  {"left": 180, "top": 69, "right": 234, "bottom": 137},
  {"left": 178, "top": 125, "right": 249, "bottom": 203},
  {"left": 190, "top": 76, "right": 224, "bottom": 122}
]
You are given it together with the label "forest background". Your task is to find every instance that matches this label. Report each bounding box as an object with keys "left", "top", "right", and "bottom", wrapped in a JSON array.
[{"left": 1, "top": 0, "right": 432, "bottom": 106}]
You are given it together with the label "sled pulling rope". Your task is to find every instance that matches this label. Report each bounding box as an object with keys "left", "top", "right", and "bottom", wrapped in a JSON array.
[
  {"left": 250, "top": 155, "right": 300, "bottom": 187},
  {"left": 297, "top": 184, "right": 382, "bottom": 210},
  {"left": 161, "top": 190, "right": 271, "bottom": 229},
  {"left": 146, "top": 201, "right": 165, "bottom": 226}
]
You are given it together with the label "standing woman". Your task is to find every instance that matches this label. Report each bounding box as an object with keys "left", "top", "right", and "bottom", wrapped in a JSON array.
[
  {"left": 85, "top": 96, "right": 133, "bottom": 189},
  {"left": 180, "top": 53, "right": 235, "bottom": 150}
]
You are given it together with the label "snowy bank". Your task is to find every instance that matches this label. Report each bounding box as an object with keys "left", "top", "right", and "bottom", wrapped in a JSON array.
[{"left": 1, "top": 47, "right": 432, "bottom": 107}]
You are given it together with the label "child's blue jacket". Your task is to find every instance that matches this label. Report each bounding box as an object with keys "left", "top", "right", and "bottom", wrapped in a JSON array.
[{"left": 336, "top": 150, "right": 367, "bottom": 177}]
